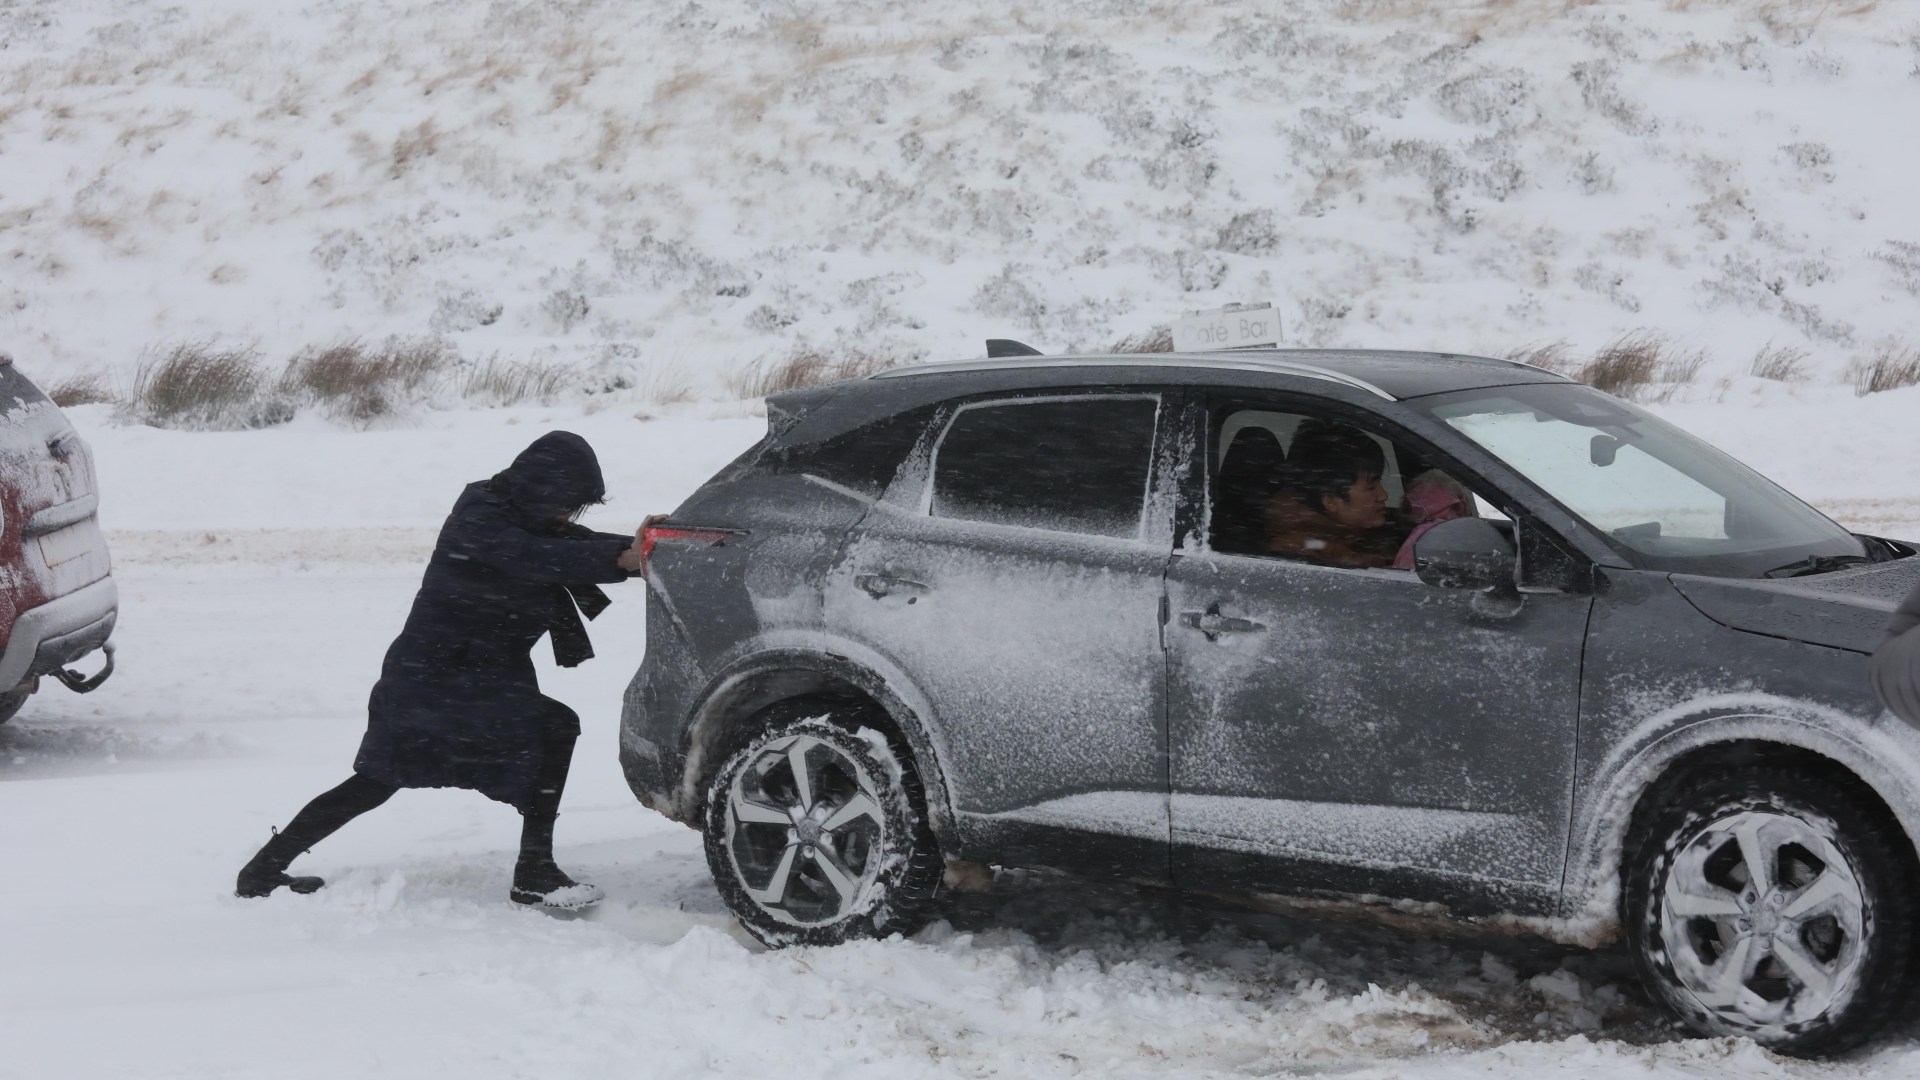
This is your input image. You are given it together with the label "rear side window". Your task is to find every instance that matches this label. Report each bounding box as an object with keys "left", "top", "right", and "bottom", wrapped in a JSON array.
[
  {"left": 762, "top": 405, "right": 940, "bottom": 498},
  {"left": 930, "top": 397, "right": 1159, "bottom": 538}
]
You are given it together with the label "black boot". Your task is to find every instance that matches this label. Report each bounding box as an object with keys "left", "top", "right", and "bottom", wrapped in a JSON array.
[
  {"left": 235, "top": 828, "right": 326, "bottom": 899},
  {"left": 511, "top": 858, "right": 603, "bottom": 910},
  {"left": 235, "top": 774, "right": 398, "bottom": 899}
]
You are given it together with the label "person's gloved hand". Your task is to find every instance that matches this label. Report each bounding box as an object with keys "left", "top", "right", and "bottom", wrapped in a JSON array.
[{"left": 618, "top": 514, "right": 667, "bottom": 573}]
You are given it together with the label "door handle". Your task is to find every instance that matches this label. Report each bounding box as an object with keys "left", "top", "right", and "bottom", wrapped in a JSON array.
[
  {"left": 1179, "top": 606, "right": 1265, "bottom": 641},
  {"left": 857, "top": 573, "right": 930, "bottom": 601}
]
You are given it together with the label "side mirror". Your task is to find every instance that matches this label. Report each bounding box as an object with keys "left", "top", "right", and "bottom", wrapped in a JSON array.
[{"left": 1414, "top": 517, "right": 1517, "bottom": 593}]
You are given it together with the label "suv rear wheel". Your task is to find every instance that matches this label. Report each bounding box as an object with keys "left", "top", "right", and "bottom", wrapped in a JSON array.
[
  {"left": 1624, "top": 764, "right": 1916, "bottom": 1056},
  {"left": 704, "top": 705, "right": 942, "bottom": 947}
]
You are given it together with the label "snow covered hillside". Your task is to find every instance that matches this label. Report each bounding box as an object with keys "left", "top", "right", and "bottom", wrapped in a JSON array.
[{"left": 4, "top": 0, "right": 1919, "bottom": 398}]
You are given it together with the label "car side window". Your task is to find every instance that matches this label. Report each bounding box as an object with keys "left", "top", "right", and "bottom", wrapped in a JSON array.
[
  {"left": 929, "top": 397, "right": 1160, "bottom": 539},
  {"left": 1210, "top": 406, "right": 1485, "bottom": 571}
]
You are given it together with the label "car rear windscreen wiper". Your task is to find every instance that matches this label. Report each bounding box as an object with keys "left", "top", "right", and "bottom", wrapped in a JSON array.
[{"left": 1763, "top": 554, "right": 1879, "bottom": 579}]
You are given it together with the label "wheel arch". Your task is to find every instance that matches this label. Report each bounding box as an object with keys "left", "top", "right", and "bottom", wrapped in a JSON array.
[
  {"left": 673, "top": 645, "right": 955, "bottom": 840},
  {"left": 1562, "top": 696, "right": 1920, "bottom": 944}
]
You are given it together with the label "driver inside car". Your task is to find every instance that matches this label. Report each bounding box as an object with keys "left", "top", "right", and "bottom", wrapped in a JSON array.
[{"left": 1264, "top": 424, "right": 1399, "bottom": 568}]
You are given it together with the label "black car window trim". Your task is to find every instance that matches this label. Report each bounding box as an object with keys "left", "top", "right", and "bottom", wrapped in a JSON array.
[
  {"left": 1184, "top": 390, "right": 1593, "bottom": 592},
  {"left": 913, "top": 391, "right": 1169, "bottom": 544}
]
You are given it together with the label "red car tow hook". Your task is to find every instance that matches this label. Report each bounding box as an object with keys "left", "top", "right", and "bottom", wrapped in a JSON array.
[{"left": 53, "top": 640, "right": 115, "bottom": 694}]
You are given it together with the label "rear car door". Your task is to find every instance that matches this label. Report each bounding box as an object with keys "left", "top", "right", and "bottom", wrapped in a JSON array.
[
  {"left": 823, "top": 390, "right": 1181, "bottom": 881},
  {"left": 1164, "top": 391, "right": 1593, "bottom": 914}
]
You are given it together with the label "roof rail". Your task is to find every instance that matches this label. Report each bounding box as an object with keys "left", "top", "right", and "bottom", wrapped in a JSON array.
[{"left": 872, "top": 354, "right": 1395, "bottom": 400}]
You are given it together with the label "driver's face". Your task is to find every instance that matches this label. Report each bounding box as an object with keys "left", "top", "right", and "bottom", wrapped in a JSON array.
[{"left": 1324, "top": 473, "right": 1388, "bottom": 530}]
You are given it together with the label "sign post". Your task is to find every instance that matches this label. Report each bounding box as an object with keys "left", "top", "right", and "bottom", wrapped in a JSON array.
[{"left": 1171, "top": 303, "right": 1282, "bottom": 352}]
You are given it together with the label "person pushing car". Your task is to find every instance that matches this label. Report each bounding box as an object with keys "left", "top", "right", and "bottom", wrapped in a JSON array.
[
  {"left": 236, "top": 431, "right": 645, "bottom": 910},
  {"left": 1873, "top": 580, "right": 1920, "bottom": 728}
]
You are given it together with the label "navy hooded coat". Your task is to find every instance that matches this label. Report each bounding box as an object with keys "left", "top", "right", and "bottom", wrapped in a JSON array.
[{"left": 354, "top": 432, "right": 634, "bottom": 808}]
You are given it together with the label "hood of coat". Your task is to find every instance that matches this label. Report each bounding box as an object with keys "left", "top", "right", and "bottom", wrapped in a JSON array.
[
  {"left": 1670, "top": 557, "right": 1920, "bottom": 655},
  {"left": 490, "top": 431, "right": 607, "bottom": 523}
]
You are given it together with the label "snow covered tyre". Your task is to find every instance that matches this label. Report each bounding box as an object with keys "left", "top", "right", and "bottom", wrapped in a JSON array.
[
  {"left": 704, "top": 709, "right": 940, "bottom": 948},
  {"left": 1625, "top": 765, "right": 1916, "bottom": 1056}
]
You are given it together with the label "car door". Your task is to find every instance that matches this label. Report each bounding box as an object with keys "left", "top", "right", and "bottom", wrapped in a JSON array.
[
  {"left": 1164, "top": 391, "right": 1594, "bottom": 914},
  {"left": 823, "top": 390, "right": 1181, "bottom": 882}
]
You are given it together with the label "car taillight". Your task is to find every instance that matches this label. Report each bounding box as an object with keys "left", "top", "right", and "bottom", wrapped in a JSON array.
[{"left": 639, "top": 523, "right": 738, "bottom": 579}]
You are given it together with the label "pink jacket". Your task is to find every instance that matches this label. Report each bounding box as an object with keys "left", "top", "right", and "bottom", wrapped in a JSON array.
[{"left": 1393, "top": 475, "right": 1472, "bottom": 570}]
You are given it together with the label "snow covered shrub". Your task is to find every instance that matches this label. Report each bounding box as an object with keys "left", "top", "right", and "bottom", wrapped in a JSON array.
[
  {"left": 430, "top": 290, "right": 504, "bottom": 333},
  {"left": 972, "top": 264, "right": 1048, "bottom": 334},
  {"left": 542, "top": 288, "right": 591, "bottom": 333},
  {"left": 1749, "top": 343, "right": 1810, "bottom": 382},
  {"left": 1173, "top": 251, "right": 1230, "bottom": 293},
  {"left": 1570, "top": 150, "right": 1615, "bottom": 195},
  {"left": 1781, "top": 140, "right": 1835, "bottom": 183},
  {"left": 126, "top": 343, "right": 289, "bottom": 430},
  {"left": 1434, "top": 70, "right": 1534, "bottom": 128},
  {"left": 47, "top": 371, "right": 113, "bottom": 408},
  {"left": 1873, "top": 240, "right": 1920, "bottom": 296},
  {"left": 1108, "top": 325, "right": 1174, "bottom": 353},
  {"left": 1849, "top": 345, "right": 1920, "bottom": 396},
  {"left": 1215, "top": 210, "right": 1281, "bottom": 257},
  {"left": 1568, "top": 60, "right": 1657, "bottom": 136},
  {"left": 281, "top": 339, "right": 450, "bottom": 423}
]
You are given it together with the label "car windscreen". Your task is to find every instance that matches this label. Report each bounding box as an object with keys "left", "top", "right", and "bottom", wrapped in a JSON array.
[{"left": 1412, "top": 383, "right": 1865, "bottom": 577}]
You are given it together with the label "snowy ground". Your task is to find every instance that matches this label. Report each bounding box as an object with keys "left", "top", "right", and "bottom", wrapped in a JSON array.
[{"left": 2, "top": 401, "right": 1919, "bottom": 1079}]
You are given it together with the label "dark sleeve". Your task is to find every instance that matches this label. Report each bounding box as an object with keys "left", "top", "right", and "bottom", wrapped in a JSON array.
[
  {"left": 1872, "top": 583, "right": 1920, "bottom": 725},
  {"left": 443, "top": 500, "right": 631, "bottom": 585}
]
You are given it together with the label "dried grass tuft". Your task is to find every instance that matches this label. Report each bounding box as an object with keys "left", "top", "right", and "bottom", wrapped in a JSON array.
[
  {"left": 457, "top": 357, "right": 577, "bottom": 406},
  {"left": 47, "top": 371, "right": 114, "bottom": 408},
  {"left": 1503, "top": 340, "right": 1574, "bottom": 374},
  {"left": 1108, "top": 325, "right": 1175, "bottom": 354},
  {"left": 1749, "top": 343, "right": 1811, "bottom": 382},
  {"left": 1567, "top": 332, "right": 1706, "bottom": 401},
  {"left": 726, "top": 346, "right": 899, "bottom": 399},
  {"left": 282, "top": 338, "right": 450, "bottom": 423},
  {"left": 1849, "top": 344, "right": 1920, "bottom": 396},
  {"left": 126, "top": 342, "right": 289, "bottom": 430}
]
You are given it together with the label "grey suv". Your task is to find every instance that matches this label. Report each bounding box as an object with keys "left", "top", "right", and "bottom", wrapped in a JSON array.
[{"left": 621, "top": 349, "right": 1920, "bottom": 1055}]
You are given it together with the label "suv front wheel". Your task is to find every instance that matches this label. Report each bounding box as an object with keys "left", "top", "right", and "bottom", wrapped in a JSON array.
[
  {"left": 704, "top": 707, "right": 942, "bottom": 947},
  {"left": 1624, "top": 764, "right": 1915, "bottom": 1056}
]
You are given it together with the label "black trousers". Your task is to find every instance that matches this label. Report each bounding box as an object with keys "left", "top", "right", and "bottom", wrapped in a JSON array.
[{"left": 276, "top": 725, "right": 577, "bottom": 867}]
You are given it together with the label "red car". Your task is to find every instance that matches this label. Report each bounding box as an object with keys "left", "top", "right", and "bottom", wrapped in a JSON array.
[{"left": 0, "top": 352, "right": 115, "bottom": 724}]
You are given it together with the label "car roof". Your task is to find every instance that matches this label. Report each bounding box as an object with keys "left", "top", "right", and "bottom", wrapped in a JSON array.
[{"left": 872, "top": 349, "right": 1569, "bottom": 401}]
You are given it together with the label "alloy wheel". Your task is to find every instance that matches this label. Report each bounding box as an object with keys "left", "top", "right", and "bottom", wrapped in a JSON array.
[
  {"left": 723, "top": 731, "right": 889, "bottom": 927},
  {"left": 1659, "top": 809, "right": 1868, "bottom": 1033}
]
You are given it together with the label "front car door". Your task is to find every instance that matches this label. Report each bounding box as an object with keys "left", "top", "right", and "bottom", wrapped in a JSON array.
[
  {"left": 1163, "top": 388, "right": 1595, "bottom": 914},
  {"left": 823, "top": 390, "right": 1183, "bottom": 882}
]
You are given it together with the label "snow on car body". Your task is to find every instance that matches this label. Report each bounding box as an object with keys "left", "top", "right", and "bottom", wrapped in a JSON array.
[
  {"left": 622, "top": 347, "right": 1920, "bottom": 1055},
  {"left": 0, "top": 354, "right": 116, "bottom": 723}
]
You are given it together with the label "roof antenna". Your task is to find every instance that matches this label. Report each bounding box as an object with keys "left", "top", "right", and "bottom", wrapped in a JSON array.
[{"left": 986, "top": 339, "right": 1043, "bottom": 358}]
